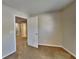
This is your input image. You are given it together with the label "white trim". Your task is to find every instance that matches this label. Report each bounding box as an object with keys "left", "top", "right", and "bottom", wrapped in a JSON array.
[
  {"left": 14, "top": 15, "right": 16, "bottom": 53},
  {"left": 2, "top": 50, "right": 16, "bottom": 58},
  {"left": 14, "top": 15, "right": 28, "bottom": 53},
  {"left": 39, "top": 43, "right": 62, "bottom": 47},
  {"left": 62, "top": 47, "right": 76, "bottom": 57}
]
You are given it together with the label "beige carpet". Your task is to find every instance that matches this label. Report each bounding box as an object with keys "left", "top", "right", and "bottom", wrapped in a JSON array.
[{"left": 4, "top": 37, "right": 75, "bottom": 59}]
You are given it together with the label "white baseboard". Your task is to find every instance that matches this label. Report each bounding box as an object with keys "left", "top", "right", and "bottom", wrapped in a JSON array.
[
  {"left": 38, "top": 43, "right": 75, "bottom": 57},
  {"left": 39, "top": 43, "right": 62, "bottom": 47},
  {"left": 2, "top": 50, "right": 16, "bottom": 59},
  {"left": 62, "top": 47, "right": 76, "bottom": 57}
]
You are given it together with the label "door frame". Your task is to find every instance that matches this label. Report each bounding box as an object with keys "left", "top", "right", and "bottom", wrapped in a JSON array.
[{"left": 14, "top": 15, "right": 28, "bottom": 51}]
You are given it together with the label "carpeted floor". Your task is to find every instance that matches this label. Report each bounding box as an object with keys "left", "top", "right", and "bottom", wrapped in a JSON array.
[{"left": 4, "top": 37, "right": 75, "bottom": 59}]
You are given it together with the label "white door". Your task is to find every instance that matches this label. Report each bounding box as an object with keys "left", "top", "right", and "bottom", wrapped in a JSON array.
[{"left": 27, "top": 16, "right": 38, "bottom": 48}]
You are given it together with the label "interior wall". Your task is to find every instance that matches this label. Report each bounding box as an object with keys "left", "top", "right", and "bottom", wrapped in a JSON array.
[
  {"left": 16, "top": 23, "right": 20, "bottom": 36},
  {"left": 2, "top": 4, "right": 29, "bottom": 58},
  {"left": 38, "top": 12, "right": 63, "bottom": 46},
  {"left": 60, "top": 2, "right": 76, "bottom": 55},
  {"left": 21, "top": 23, "right": 27, "bottom": 37}
]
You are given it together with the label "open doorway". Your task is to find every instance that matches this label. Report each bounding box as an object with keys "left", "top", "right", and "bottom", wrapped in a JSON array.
[
  {"left": 16, "top": 16, "right": 27, "bottom": 38},
  {"left": 15, "top": 16, "right": 28, "bottom": 52}
]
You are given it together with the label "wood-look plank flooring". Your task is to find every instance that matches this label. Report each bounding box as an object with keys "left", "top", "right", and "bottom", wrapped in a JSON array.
[{"left": 4, "top": 37, "right": 75, "bottom": 59}]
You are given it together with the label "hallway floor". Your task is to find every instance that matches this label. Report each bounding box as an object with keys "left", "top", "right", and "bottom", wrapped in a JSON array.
[{"left": 4, "top": 37, "right": 75, "bottom": 59}]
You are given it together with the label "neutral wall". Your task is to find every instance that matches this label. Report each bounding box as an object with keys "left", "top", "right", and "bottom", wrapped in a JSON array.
[
  {"left": 2, "top": 4, "right": 28, "bottom": 58},
  {"left": 38, "top": 12, "right": 63, "bottom": 46},
  {"left": 61, "top": 2, "right": 76, "bottom": 55},
  {"left": 21, "top": 23, "right": 27, "bottom": 37}
]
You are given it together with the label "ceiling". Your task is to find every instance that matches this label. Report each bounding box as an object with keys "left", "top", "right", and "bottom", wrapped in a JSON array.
[{"left": 2, "top": 0, "right": 74, "bottom": 16}]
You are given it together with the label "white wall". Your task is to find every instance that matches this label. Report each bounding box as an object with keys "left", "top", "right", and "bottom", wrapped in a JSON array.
[
  {"left": 38, "top": 3, "right": 76, "bottom": 56},
  {"left": 61, "top": 2, "right": 76, "bottom": 55},
  {"left": 38, "top": 12, "right": 63, "bottom": 46},
  {"left": 2, "top": 4, "right": 29, "bottom": 58}
]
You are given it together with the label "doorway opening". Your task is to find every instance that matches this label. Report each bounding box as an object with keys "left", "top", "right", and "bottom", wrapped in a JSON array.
[{"left": 15, "top": 16, "right": 28, "bottom": 51}]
